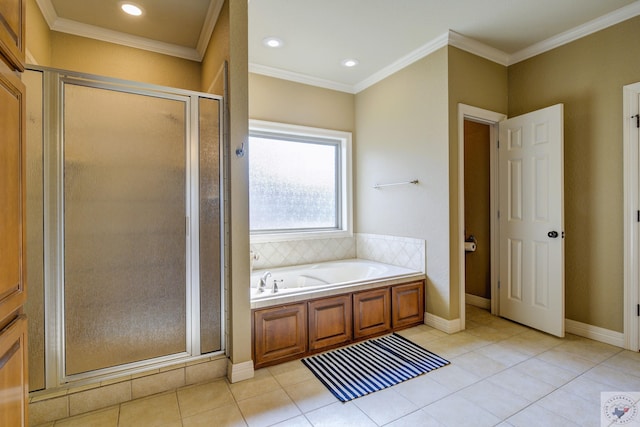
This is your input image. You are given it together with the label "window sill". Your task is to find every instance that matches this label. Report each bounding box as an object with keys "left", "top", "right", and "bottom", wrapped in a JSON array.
[{"left": 250, "top": 229, "right": 353, "bottom": 244}]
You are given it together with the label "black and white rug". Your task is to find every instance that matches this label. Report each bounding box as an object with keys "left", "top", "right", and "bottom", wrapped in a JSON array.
[{"left": 302, "top": 333, "right": 449, "bottom": 402}]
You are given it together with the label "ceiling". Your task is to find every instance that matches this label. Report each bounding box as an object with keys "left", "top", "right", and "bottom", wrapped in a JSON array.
[{"left": 36, "top": 0, "right": 640, "bottom": 93}]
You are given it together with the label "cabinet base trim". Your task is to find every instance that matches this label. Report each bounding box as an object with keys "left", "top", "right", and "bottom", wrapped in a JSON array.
[
  {"left": 425, "top": 312, "right": 461, "bottom": 334},
  {"left": 227, "top": 360, "right": 254, "bottom": 383}
]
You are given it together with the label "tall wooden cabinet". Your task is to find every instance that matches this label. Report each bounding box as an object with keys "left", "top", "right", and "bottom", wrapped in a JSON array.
[{"left": 0, "top": 0, "right": 28, "bottom": 425}]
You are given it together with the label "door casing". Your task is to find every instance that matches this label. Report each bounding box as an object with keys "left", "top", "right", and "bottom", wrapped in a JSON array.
[
  {"left": 457, "top": 104, "right": 506, "bottom": 330},
  {"left": 623, "top": 82, "right": 640, "bottom": 351}
]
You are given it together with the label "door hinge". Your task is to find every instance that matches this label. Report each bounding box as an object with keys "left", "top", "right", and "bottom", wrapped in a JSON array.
[
  {"left": 497, "top": 140, "right": 500, "bottom": 149},
  {"left": 498, "top": 280, "right": 501, "bottom": 289},
  {"left": 633, "top": 114, "right": 640, "bottom": 129},
  {"left": 637, "top": 210, "right": 640, "bottom": 223},
  {"left": 497, "top": 210, "right": 501, "bottom": 219},
  {"left": 637, "top": 304, "right": 639, "bottom": 317}
]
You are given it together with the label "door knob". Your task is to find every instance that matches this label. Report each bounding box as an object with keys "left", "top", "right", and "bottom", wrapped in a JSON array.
[{"left": 548, "top": 231, "right": 559, "bottom": 238}]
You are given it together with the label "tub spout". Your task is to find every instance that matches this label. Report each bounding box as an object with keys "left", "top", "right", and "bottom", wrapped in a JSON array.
[
  {"left": 272, "top": 279, "right": 283, "bottom": 293},
  {"left": 258, "top": 271, "right": 271, "bottom": 293}
]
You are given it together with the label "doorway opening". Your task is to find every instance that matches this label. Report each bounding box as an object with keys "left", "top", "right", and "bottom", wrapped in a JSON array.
[
  {"left": 457, "top": 104, "right": 506, "bottom": 330},
  {"left": 463, "top": 119, "right": 492, "bottom": 312}
]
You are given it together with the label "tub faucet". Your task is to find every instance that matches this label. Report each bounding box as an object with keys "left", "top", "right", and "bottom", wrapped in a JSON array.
[{"left": 258, "top": 271, "right": 271, "bottom": 293}]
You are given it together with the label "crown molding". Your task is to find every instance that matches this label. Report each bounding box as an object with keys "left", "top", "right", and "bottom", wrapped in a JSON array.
[
  {"left": 448, "top": 30, "right": 509, "bottom": 66},
  {"left": 250, "top": 30, "right": 507, "bottom": 94},
  {"left": 196, "top": 0, "right": 224, "bottom": 58},
  {"left": 352, "top": 32, "right": 450, "bottom": 93},
  {"left": 35, "top": 0, "right": 57, "bottom": 27},
  {"left": 249, "top": 63, "right": 357, "bottom": 94},
  {"left": 52, "top": 18, "right": 201, "bottom": 61},
  {"left": 35, "top": 0, "right": 209, "bottom": 62},
  {"left": 508, "top": 1, "right": 640, "bottom": 65}
]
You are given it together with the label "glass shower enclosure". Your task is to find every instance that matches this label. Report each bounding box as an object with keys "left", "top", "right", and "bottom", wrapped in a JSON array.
[{"left": 24, "top": 67, "right": 224, "bottom": 389}]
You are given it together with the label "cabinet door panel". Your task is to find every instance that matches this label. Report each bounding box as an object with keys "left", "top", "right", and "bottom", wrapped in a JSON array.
[
  {"left": 0, "top": 0, "right": 25, "bottom": 71},
  {"left": 253, "top": 304, "right": 306, "bottom": 367},
  {"left": 308, "top": 295, "right": 352, "bottom": 351},
  {"left": 392, "top": 281, "right": 424, "bottom": 328},
  {"left": 353, "top": 288, "right": 390, "bottom": 339},
  {"left": 0, "top": 315, "right": 28, "bottom": 427},
  {"left": 0, "top": 60, "right": 25, "bottom": 323}
]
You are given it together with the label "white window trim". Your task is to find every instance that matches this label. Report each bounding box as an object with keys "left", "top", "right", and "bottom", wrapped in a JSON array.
[{"left": 248, "top": 119, "right": 353, "bottom": 243}]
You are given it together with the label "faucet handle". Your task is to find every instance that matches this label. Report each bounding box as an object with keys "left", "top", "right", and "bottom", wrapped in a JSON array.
[{"left": 272, "top": 279, "right": 283, "bottom": 293}]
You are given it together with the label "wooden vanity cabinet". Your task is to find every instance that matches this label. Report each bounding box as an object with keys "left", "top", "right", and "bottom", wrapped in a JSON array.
[
  {"left": 353, "top": 288, "right": 391, "bottom": 339},
  {"left": 0, "top": 0, "right": 25, "bottom": 71},
  {"left": 391, "top": 281, "right": 424, "bottom": 328},
  {"left": 0, "top": 3, "right": 27, "bottom": 422},
  {"left": 253, "top": 303, "right": 307, "bottom": 368},
  {"left": 253, "top": 280, "right": 425, "bottom": 367},
  {"left": 308, "top": 294, "right": 352, "bottom": 351}
]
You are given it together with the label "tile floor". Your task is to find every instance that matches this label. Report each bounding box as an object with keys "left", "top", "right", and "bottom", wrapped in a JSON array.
[{"left": 36, "top": 305, "right": 640, "bottom": 427}]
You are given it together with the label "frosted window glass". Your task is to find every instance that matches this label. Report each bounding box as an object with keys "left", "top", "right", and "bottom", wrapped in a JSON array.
[
  {"left": 249, "top": 136, "right": 338, "bottom": 231},
  {"left": 24, "top": 69, "right": 45, "bottom": 391},
  {"left": 63, "top": 83, "right": 187, "bottom": 375},
  {"left": 198, "top": 97, "right": 221, "bottom": 354}
]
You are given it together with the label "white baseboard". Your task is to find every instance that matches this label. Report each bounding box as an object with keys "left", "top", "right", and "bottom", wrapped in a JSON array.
[
  {"left": 564, "top": 318, "right": 625, "bottom": 348},
  {"left": 227, "top": 360, "right": 254, "bottom": 383},
  {"left": 465, "top": 293, "right": 491, "bottom": 309},
  {"left": 425, "top": 312, "right": 461, "bottom": 334}
]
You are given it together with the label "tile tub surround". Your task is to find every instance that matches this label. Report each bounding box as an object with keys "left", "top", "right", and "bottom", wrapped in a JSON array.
[
  {"left": 250, "top": 236, "right": 357, "bottom": 270},
  {"left": 355, "top": 233, "right": 426, "bottom": 272},
  {"left": 41, "top": 305, "right": 635, "bottom": 427},
  {"left": 250, "top": 233, "right": 426, "bottom": 272}
]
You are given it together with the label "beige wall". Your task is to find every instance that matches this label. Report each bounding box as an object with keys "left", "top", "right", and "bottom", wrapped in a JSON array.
[
  {"left": 201, "top": 0, "right": 229, "bottom": 94},
  {"left": 25, "top": 0, "right": 51, "bottom": 65},
  {"left": 447, "top": 46, "right": 508, "bottom": 319},
  {"left": 249, "top": 73, "right": 355, "bottom": 132},
  {"left": 355, "top": 48, "right": 452, "bottom": 319},
  {"left": 508, "top": 16, "right": 640, "bottom": 332},
  {"left": 464, "top": 120, "right": 491, "bottom": 299},
  {"left": 48, "top": 32, "right": 201, "bottom": 91},
  {"left": 225, "top": 0, "right": 251, "bottom": 374}
]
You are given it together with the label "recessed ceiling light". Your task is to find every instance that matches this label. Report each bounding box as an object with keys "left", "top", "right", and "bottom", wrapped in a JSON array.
[
  {"left": 263, "top": 37, "right": 284, "bottom": 48},
  {"left": 341, "top": 59, "right": 359, "bottom": 67},
  {"left": 121, "top": 3, "right": 143, "bottom": 16}
]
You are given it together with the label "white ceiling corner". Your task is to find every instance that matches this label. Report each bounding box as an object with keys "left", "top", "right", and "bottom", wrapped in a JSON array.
[
  {"left": 507, "top": 1, "right": 640, "bottom": 65},
  {"left": 35, "top": 0, "right": 222, "bottom": 62},
  {"left": 32, "top": 0, "right": 640, "bottom": 92}
]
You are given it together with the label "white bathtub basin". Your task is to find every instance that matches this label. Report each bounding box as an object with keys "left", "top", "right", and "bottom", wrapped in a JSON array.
[{"left": 250, "top": 259, "right": 421, "bottom": 301}]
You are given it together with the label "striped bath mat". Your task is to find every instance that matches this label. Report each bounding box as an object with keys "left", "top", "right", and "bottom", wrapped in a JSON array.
[{"left": 302, "top": 333, "right": 449, "bottom": 402}]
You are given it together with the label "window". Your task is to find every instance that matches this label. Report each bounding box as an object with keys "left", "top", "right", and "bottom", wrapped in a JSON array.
[{"left": 249, "top": 120, "right": 352, "bottom": 241}]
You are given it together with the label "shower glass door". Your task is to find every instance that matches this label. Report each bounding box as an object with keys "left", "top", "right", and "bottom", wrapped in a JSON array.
[{"left": 63, "top": 82, "right": 189, "bottom": 375}]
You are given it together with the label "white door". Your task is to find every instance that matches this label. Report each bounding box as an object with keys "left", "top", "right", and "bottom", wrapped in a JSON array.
[{"left": 498, "top": 104, "right": 565, "bottom": 337}]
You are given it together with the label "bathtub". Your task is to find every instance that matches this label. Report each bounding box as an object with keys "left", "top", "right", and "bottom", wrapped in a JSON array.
[{"left": 250, "top": 259, "right": 424, "bottom": 308}]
